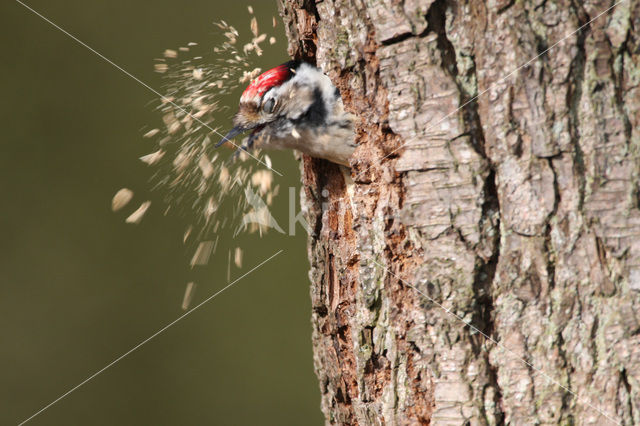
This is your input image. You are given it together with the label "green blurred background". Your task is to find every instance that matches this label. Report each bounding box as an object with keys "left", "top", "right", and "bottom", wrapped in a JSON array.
[{"left": 0, "top": 1, "right": 322, "bottom": 424}]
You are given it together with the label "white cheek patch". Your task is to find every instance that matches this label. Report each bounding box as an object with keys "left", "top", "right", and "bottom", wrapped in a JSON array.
[{"left": 272, "top": 83, "right": 311, "bottom": 120}]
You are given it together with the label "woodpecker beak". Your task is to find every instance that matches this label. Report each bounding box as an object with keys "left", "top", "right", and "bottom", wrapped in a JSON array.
[{"left": 216, "top": 125, "right": 246, "bottom": 147}]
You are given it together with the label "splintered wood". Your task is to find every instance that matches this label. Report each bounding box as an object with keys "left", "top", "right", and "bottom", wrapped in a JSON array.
[{"left": 114, "top": 13, "right": 284, "bottom": 307}]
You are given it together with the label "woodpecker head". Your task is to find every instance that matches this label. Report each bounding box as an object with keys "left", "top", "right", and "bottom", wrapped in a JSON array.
[{"left": 217, "top": 61, "right": 356, "bottom": 166}]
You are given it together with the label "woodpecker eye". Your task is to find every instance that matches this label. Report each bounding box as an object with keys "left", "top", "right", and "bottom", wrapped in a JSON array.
[{"left": 262, "top": 98, "right": 275, "bottom": 114}]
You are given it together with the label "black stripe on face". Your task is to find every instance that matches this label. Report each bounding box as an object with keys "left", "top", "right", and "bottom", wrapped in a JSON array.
[{"left": 298, "top": 87, "right": 327, "bottom": 127}]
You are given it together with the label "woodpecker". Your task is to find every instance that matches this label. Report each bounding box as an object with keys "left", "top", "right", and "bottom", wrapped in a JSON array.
[{"left": 217, "top": 61, "right": 356, "bottom": 166}]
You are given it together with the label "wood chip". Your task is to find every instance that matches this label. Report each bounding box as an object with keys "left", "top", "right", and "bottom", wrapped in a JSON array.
[
  {"left": 243, "top": 43, "right": 255, "bottom": 54},
  {"left": 126, "top": 201, "right": 151, "bottom": 224},
  {"left": 269, "top": 37, "right": 276, "bottom": 45},
  {"left": 173, "top": 151, "right": 191, "bottom": 172},
  {"left": 143, "top": 129, "right": 159, "bottom": 138},
  {"left": 154, "top": 63, "right": 168, "bottom": 73},
  {"left": 219, "top": 166, "right": 229, "bottom": 184},
  {"left": 190, "top": 241, "right": 214, "bottom": 267},
  {"left": 162, "top": 112, "right": 177, "bottom": 125},
  {"left": 234, "top": 247, "right": 243, "bottom": 268},
  {"left": 198, "top": 154, "right": 214, "bottom": 178},
  {"left": 181, "top": 282, "right": 196, "bottom": 310},
  {"left": 251, "top": 170, "right": 273, "bottom": 195},
  {"left": 183, "top": 225, "right": 192, "bottom": 243},
  {"left": 164, "top": 49, "right": 177, "bottom": 58},
  {"left": 204, "top": 197, "right": 218, "bottom": 222},
  {"left": 247, "top": 5, "right": 253, "bottom": 14},
  {"left": 167, "top": 121, "right": 180, "bottom": 134},
  {"left": 250, "top": 17, "right": 259, "bottom": 37},
  {"left": 111, "top": 188, "right": 133, "bottom": 211},
  {"left": 139, "top": 150, "right": 165, "bottom": 165}
]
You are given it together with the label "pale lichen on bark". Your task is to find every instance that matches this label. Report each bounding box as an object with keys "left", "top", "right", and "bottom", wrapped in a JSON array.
[{"left": 280, "top": 0, "right": 640, "bottom": 424}]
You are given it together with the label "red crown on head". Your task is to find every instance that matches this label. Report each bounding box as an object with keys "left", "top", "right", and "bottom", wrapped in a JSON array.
[{"left": 241, "top": 63, "right": 292, "bottom": 102}]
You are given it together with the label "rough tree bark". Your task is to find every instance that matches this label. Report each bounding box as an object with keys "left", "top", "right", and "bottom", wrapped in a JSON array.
[{"left": 279, "top": 0, "right": 640, "bottom": 424}]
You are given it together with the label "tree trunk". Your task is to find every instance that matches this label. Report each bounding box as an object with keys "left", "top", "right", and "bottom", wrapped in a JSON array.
[{"left": 279, "top": 0, "right": 640, "bottom": 424}]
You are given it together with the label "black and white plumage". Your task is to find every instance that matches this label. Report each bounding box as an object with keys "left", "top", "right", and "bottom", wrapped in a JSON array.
[{"left": 218, "top": 61, "right": 356, "bottom": 166}]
